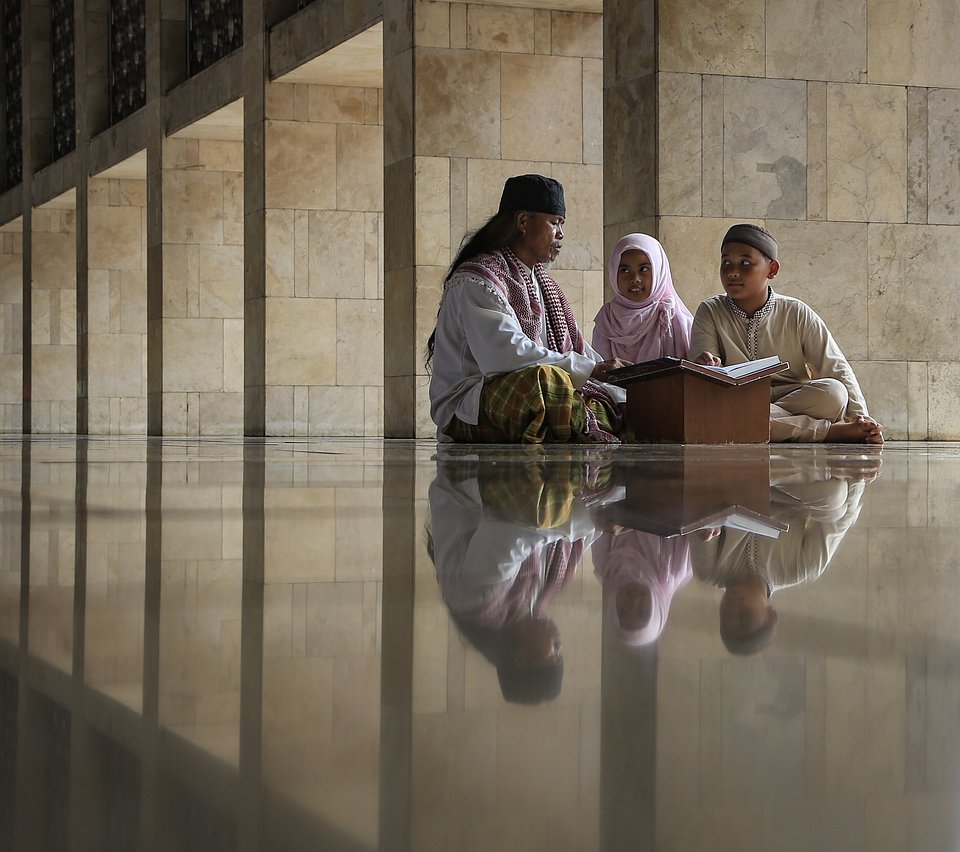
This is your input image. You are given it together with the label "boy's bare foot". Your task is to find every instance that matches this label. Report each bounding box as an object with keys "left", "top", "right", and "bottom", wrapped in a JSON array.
[{"left": 826, "top": 416, "right": 884, "bottom": 444}]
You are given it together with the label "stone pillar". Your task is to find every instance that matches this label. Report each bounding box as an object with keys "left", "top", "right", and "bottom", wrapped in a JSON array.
[
  {"left": 30, "top": 197, "right": 77, "bottom": 433},
  {"left": 383, "top": 0, "right": 607, "bottom": 437},
  {"left": 0, "top": 217, "right": 22, "bottom": 431}
]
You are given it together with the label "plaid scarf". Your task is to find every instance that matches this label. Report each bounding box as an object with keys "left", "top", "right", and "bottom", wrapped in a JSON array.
[{"left": 455, "top": 248, "right": 587, "bottom": 354}]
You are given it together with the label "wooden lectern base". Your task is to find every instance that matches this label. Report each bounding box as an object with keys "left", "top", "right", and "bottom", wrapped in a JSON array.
[{"left": 625, "top": 370, "right": 772, "bottom": 444}]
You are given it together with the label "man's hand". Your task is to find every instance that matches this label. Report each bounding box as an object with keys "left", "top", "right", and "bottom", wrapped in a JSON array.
[
  {"left": 591, "top": 358, "right": 632, "bottom": 382},
  {"left": 694, "top": 351, "right": 722, "bottom": 367}
]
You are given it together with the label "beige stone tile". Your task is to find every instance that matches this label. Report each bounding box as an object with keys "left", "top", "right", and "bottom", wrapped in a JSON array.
[
  {"left": 549, "top": 163, "right": 603, "bottom": 271},
  {"left": 222, "top": 318, "right": 243, "bottom": 393},
  {"left": 163, "top": 318, "right": 224, "bottom": 392},
  {"left": 907, "top": 87, "right": 928, "bottom": 224},
  {"left": 266, "top": 82, "right": 294, "bottom": 121},
  {"left": 826, "top": 83, "right": 907, "bottom": 223},
  {"left": 293, "top": 84, "right": 309, "bottom": 122},
  {"left": 867, "top": 0, "right": 960, "bottom": 87},
  {"left": 265, "top": 385, "right": 294, "bottom": 436},
  {"left": 118, "top": 179, "right": 147, "bottom": 207},
  {"left": 31, "top": 344, "right": 76, "bottom": 402},
  {"left": 88, "top": 177, "right": 110, "bottom": 205},
  {"left": 266, "top": 120, "right": 337, "bottom": 211},
  {"left": 336, "top": 124, "right": 384, "bottom": 212},
  {"left": 449, "top": 2, "right": 467, "bottom": 49},
  {"left": 501, "top": 54, "right": 582, "bottom": 164},
  {"left": 222, "top": 172, "right": 243, "bottom": 223},
  {"left": 161, "top": 244, "right": 192, "bottom": 318},
  {"left": 265, "top": 209, "right": 295, "bottom": 299},
  {"left": 415, "top": 48, "right": 500, "bottom": 159},
  {"left": 337, "top": 300, "right": 384, "bottom": 386},
  {"left": 89, "top": 205, "right": 143, "bottom": 271},
  {"left": 551, "top": 11, "right": 601, "bottom": 57},
  {"left": 927, "top": 88, "right": 960, "bottom": 225},
  {"left": 0, "top": 252, "right": 22, "bottom": 304},
  {"left": 807, "top": 82, "right": 828, "bottom": 221},
  {"left": 162, "top": 170, "right": 224, "bottom": 244},
  {"left": 31, "top": 231, "right": 76, "bottom": 289},
  {"left": 466, "top": 5, "right": 534, "bottom": 53},
  {"left": 363, "top": 386, "right": 383, "bottom": 437},
  {"left": 415, "top": 0, "right": 450, "bottom": 48},
  {"left": 86, "top": 269, "right": 111, "bottom": 334},
  {"left": 929, "top": 362, "right": 960, "bottom": 439},
  {"left": 723, "top": 77, "right": 807, "bottom": 219},
  {"left": 868, "top": 224, "right": 960, "bottom": 361},
  {"left": 31, "top": 290, "right": 52, "bottom": 345},
  {"left": 120, "top": 269, "right": 147, "bottom": 334},
  {"left": 308, "top": 210, "right": 366, "bottom": 298},
  {"left": 265, "top": 297, "right": 337, "bottom": 386},
  {"left": 198, "top": 245, "right": 244, "bottom": 318},
  {"left": 582, "top": 58, "right": 602, "bottom": 166},
  {"left": 772, "top": 220, "right": 869, "bottom": 359},
  {"left": 413, "top": 156, "right": 449, "bottom": 268},
  {"left": 907, "top": 361, "right": 928, "bottom": 439},
  {"left": 199, "top": 140, "right": 244, "bottom": 172},
  {"left": 853, "top": 360, "right": 909, "bottom": 439},
  {"left": 59, "top": 289, "right": 77, "bottom": 345},
  {"left": 363, "top": 212, "right": 382, "bottom": 300},
  {"left": 767, "top": 0, "right": 865, "bottom": 82},
  {"left": 658, "top": 215, "right": 736, "bottom": 309},
  {"left": 660, "top": 0, "right": 765, "bottom": 76},
  {"left": 659, "top": 73, "right": 702, "bottom": 216},
  {"left": 308, "top": 86, "right": 366, "bottom": 125},
  {"left": 88, "top": 334, "right": 145, "bottom": 398},
  {"left": 308, "top": 386, "right": 365, "bottom": 436},
  {"left": 198, "top": 393, "right": 243, "bottom": 435},
  {"left": 0, "top": 354, "right": 22, "bottom": 404}
]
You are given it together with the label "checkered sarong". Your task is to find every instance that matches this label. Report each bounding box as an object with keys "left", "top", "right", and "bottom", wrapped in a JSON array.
[{"left": 444, "top": 365, "right": 621, "bottom": 444}]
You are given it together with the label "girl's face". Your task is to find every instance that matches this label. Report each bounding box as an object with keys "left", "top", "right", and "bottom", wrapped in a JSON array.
[
  {"left": 616, "top": 249, "right": 654, "bottom": 302},
  {"left": 616, "top": 582, "right": 653, "bottom": 630}
]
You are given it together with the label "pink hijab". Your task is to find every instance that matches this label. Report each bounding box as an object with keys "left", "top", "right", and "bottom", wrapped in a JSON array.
[
  {"left": 592, "top": 530, "right": 692, "bottom": 646},
  {"left": 592, "top": 233, "right": 693, "bottom": 362}
]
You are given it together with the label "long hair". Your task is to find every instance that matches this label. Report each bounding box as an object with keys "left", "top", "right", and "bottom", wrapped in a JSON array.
[{"left": 425, "top": 210, "right": 524, "bottom": 368}]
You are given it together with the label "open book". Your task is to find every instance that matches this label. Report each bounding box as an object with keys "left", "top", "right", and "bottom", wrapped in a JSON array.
[{"left": 608, "top": 355, "right": 788, "bottom": 386}]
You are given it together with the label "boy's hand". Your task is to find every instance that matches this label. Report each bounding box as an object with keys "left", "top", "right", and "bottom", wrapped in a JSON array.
[{"left": 694, "top": 351, "right": 722, "bottom": 367}]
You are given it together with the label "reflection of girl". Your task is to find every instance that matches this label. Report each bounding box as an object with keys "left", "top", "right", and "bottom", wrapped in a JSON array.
[{"left": 592, "top": 530, "right": 692, "bottom": 646}]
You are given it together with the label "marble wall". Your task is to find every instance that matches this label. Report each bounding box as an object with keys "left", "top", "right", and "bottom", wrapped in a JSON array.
[
  {"left": 161, "top": 138, "right": 245, "bottom": 436},
  {"left": 645, "top": 0, "right": 960, "bottom": 439},
  {"left": 0, "top": 220, "right": 23, "bottom": 433},
  {"left": 264, "top": 81, "right": 384, "bottom": 436},
  {"left": 30, "top": 205, "right": 77, "bottom": 434},
  {"left": 87, "top": 178, "right": 148, "bottom": 434}
]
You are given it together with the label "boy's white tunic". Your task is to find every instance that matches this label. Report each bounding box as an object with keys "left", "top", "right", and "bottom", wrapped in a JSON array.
[
  {"left": 430, "top": 261, "right": 623, "bottom": 441},
  {"left": 689, "top": 289, "right": 869, "bottom": 441}
]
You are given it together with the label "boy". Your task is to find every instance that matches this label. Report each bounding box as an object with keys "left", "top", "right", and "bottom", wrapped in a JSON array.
[{"left": 689, "top": 224, "right": 883, "bottom": 443}]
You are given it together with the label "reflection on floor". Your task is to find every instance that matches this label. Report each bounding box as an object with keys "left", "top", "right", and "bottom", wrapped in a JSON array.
[{"left": 1, "top": 436, "right": 958, "bottom": 851}]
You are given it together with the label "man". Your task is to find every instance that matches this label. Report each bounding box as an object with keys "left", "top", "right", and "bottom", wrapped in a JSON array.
[{"left": 428, "top": 174, "right": 628, "bottom": 443}]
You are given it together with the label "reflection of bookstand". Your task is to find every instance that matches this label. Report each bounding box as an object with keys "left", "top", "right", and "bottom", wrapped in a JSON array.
[
  {"left": 613, "top": 447, "right": 774, "bottom": 529},
  {"left": 610, "top": 358, "right": 788, "bottom": 444}
]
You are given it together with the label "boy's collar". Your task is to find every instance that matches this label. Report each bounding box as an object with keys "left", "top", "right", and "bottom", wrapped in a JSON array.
[{"left": 725, "top": 285, "right": 777, "bottom": 320}]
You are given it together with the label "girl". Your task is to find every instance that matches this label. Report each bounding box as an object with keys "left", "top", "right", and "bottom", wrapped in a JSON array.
[{"left": 592, "top": 233, "right": 693, "bottom": 362}]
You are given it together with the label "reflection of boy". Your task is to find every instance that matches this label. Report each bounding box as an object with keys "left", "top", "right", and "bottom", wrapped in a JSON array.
[
  {"left": 690, "top": 456, "right": 876, "bottom": 654},
  {"left": 689, "top": 224, "right": 883, "bottom": 444}
]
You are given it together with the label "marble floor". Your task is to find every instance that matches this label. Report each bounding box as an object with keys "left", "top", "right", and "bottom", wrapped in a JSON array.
[{"left": 0, "top": 436, "right": 959, "bottom": 851}]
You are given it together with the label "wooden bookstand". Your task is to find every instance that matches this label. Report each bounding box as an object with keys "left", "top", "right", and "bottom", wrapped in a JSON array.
[{"left": 615, "top": 360, "right": 787, "bottom": 444}]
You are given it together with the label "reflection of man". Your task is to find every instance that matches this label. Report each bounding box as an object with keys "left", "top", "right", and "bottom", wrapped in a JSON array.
[
  {"left": 690, "top": 452, "right": 881, "bottom": 654},
  {"left": 427, "top": 453, "right": 617, "bottom": 703}
]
